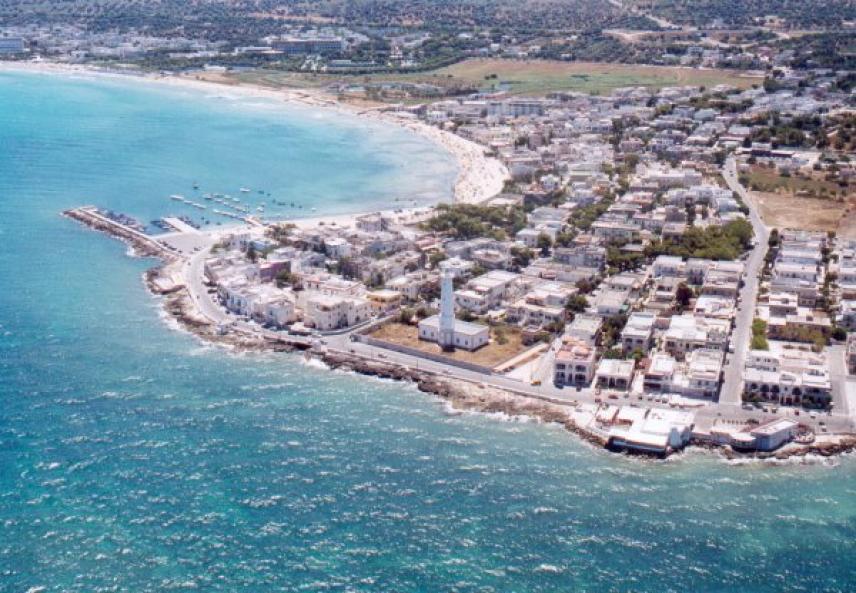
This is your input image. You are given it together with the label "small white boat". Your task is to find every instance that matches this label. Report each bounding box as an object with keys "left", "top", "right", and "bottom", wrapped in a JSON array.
[
  {"left": 240, "top": 187, "right": 251, "bottom": 193},
  {"left": 169, "top": 194, "right": 184, "bottom": 201}
]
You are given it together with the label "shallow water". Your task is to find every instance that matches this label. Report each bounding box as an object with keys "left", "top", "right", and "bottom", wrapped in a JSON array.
[{"left": 0, "top": 71, "right": 854, "bottom": 593}]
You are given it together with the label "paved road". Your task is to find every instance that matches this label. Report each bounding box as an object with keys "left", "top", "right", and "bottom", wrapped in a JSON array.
[
  {"left": 719, "top": 157, "right": 770, "bottom": 406},
  {"left": 184, "top": 244, "right": 231, "bottom": 324},
  {"left": 321, "top": 330, "right": 853, "bottom": 434}
]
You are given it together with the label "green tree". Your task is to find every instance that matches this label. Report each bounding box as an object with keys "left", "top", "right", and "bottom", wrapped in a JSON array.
[
  {"left": 566, "top": 294, "right": 589, "bottom": 314},
  {"left": 275, "top": 269, "right": 292, "bottom": 288},
  {"left": 537, "top": 233, "right": 553, "bottom": 257},
  {"left": 575, "top": 279, "right": 594, "bottom": 294},
  {"left": 429, "top": 251, "right": 447, "bottom": 269},
  {"left": 675, "top": 282, "right": 693, "bottom": 312},
  {"left": 510, "top": 245, "right": 533, "bottom": 269}
]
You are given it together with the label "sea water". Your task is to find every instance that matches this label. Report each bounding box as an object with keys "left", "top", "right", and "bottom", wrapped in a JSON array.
[{"left": 0, "top": 70, "right": 854, "bottom": 592}]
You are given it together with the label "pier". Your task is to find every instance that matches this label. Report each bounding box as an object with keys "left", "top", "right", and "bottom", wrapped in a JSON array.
[{"left": 64, "top": 206, "right": 180, "bottom": 259}]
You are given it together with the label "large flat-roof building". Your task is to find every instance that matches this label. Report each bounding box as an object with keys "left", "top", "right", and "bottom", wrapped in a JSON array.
[
  {"left": 272, "top": 37, "right": 344, "bottom": 56},
  {"left": 743, "top": 344, "right": 831, "bottom": 407}
]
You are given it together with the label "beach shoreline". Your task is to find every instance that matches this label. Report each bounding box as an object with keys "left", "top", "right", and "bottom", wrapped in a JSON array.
[
  {"left": 0, "top": 60, "right": 508, "bottom": 206},
  {"left": 41, "top": 60, "right": 855, "bottom": 463}
]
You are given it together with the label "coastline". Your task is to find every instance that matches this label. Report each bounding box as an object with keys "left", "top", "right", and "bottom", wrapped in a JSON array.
[
  {"left": 150, "top": 264, "right": 856, "bottom": 463},
  {"left": 63, "top": 202, "right": 856, "bottom": 464},
  {"left": 41, "top": 61, "right": 855, "bottom": 463},
  {"left": 0, "top": 60, "right": 508, "bottom": 206}
]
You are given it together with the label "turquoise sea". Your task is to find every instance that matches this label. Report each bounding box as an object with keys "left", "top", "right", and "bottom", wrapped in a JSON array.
[{"left": 0, "top": 70, "right": 854, "bottom": 593}]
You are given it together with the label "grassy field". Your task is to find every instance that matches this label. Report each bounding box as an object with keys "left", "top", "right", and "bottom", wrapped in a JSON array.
[
  {"left": 745, "top": 165, "right": 851, "bottom": 199},
  {"left": 424, "top": 59, "right": 762, "bottom": 96},
  {"left": 194, "top": 58, "right": 762, "bottom": 98},
  {"left": 369, "top": 321, "right": 526, "bottom": 368}
]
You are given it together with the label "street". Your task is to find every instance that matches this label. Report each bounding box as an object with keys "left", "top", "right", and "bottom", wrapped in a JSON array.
[{"left": 719, "top": 157, "right": 770, "bottom": 406}]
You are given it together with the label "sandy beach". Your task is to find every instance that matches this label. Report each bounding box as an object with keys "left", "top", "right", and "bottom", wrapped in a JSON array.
[{"left": 0, "top": 60, "right": 508, "bottom": 206}]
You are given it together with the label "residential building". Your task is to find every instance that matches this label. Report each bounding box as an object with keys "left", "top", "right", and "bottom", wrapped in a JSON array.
[
  {"left": 594, "top": 358, "right": 636, "bottom": 391},
  {"left": 553, "top": 337, "right": 598, "bottom": 386},
  {"left": 743, "top": 345, "right": 832, "bottom": 407},
  {"left": 305, "top": 294, "right": 371, "bottom": 331},
  {"left": 621, "top": 312, "right": 657, "bottom": 353},
  {"left": 663, "top": 314, "right": 730, "bottom": 357}
]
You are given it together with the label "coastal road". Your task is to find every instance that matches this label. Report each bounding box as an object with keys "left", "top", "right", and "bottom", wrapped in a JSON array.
[
  {"left": 183, "top": 241, "right": 230, "bottom": 325},
  {"left": 320, "top": 330, "right": 854, "bottom": 434},
  {"left": 719, "top": 156, "right": 770, "bottom": 407}
]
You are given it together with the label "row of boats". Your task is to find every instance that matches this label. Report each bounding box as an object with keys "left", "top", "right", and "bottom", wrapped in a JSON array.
[
  {"left": 164, "top": 183, "right": 318, "bottom": 228},
  {"left": 169, "top": 194, "right": 207, "bottom": 211}
]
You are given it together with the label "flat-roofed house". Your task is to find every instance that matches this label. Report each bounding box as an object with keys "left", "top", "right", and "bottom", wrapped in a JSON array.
[
  {"left": 455, "top": 270, "right": 521, "bottom": 314},
  {"left": 663, "top": 314, "right": 730, "bottom": 357},
  {"left": 553, "top": 337, "right": 597, "bottom": 386},
  {"left": 621, "top": 312, "right": 657, "bottom": 353},
  {"left": 566, "top": 313, "right": 602, "bottom": 345},
  {"left": 652, "top": 255, "right": 686, "bottom": 278},
  {"left": 743, "top": 345, "right": 831, "bottom": 407},
  {"left": 305, "top": 294, "right": 371, "bottom": 331},
  {"left": 365, "top": 289, "right": 403, "bottom": 314},
  {"left": 594, "top": 358, "right": 636, "bottom": 391}
]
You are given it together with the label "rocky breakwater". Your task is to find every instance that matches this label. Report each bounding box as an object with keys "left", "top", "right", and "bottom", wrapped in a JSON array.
[{"left": 63, "top": 207, "right": 171, "bottom": 260}]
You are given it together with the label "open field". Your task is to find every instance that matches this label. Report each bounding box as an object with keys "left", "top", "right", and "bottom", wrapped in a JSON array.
[
  {"left": 369, "top": 321, "right": 526, "bottom": 368},
  {"left": 193, "top": 59, "right": 762, "bottom": 99},
  {"left": 744, "top": 164, "right": 856, "bottom": 234},
  {"left": 745, "top": 165, "right": 852, "bottom": 200},
  {"left": 754, "top": 191, "right": 847, "bottom": 234},
  {"left": 419, "top": 59, "right": 762, "bottom": 95}
]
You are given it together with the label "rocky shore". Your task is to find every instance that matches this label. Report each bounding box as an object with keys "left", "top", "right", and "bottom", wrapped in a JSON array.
[
  {"left": 62, "top": 185, "right": 854, "bottom": 464},
  {"left": 146, "top": 266, "right": 300, "bottom": 353},
  {"left": 720, "top": 435, "right": 856, "bottom": 461},
  {"left": 318, "top": 349, "right": 609, "bottom": 449}
]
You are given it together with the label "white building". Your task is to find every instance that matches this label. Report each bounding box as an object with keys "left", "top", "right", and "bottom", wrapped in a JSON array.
[
  {"left": 455, "top": 270, "right": 521, "bottom": 314},
  {"left": 594, "top": 358, "right": 636, "bottom": 391},
  {"left": 663, "top": 314, "right": 730, "bottom": 357},
  {"left": 418, "top": 268, "right": 489, "bottom": 351},
  {"left": 743, "top": 344, "right": 832, "bottom": 407},
  {"left": 566, "top": 313, "right": 602, "bottom": 345},
  {"left": 305, "top": 294, "right": 371, "bottom": 331},
  {"left": 607, "top": 407, "right": 695, "bottom": 454},
  {"left": 553, "top": 336, "right": 597, "bottom": 386},
  {"left": 621, "top": 312, "right": 657, "bottom": 353}
]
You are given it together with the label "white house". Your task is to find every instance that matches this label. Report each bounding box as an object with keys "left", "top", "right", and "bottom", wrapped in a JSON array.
[{"left": 305, "top": 294, "right": 371, "bottom": 331}]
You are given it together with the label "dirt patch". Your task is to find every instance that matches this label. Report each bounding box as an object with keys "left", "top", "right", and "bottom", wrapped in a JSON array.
[
  {"left": 744, "top": 164, "right": 856, "bottom": 234},
  {"left": 369, "top": 321, "right": 527, "bottom": 368},
  {"left": 754, "top": 191, "right": 849, "bottom": 233}
]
